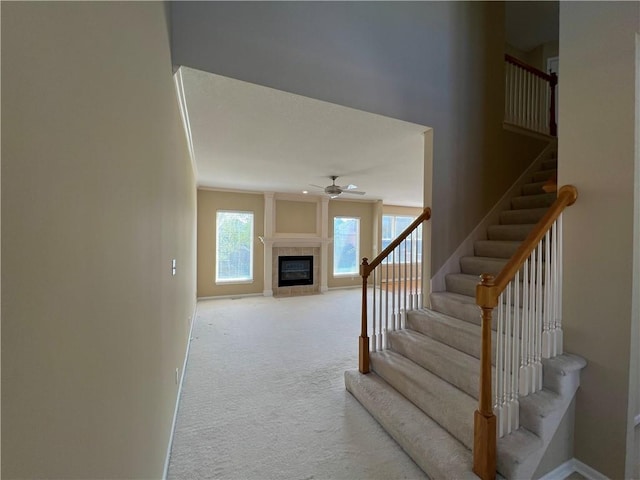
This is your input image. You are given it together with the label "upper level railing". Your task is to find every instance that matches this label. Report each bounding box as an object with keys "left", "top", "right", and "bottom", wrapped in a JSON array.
[
  {"left": 505, "top": 54, "right": 557, "bottom": 136},
  {"left": 472, "top": 185, "right": 578, "bottom": 480},
  {"left": 358, "top": 207, "right": 431, "bottom": 373}
]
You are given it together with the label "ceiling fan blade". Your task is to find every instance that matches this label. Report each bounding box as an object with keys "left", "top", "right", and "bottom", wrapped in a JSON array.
[
  {"left": 339, "top": 184, "right": 359, "bottom": 190},
  {"left": 330, "top": 194, "right": 341, "bottom": 199},
  {"left": 308, "top": 184, "right": 326, "bottom": 190},
  {"left": 342, "top": 190, "right": 366, "bottom": 195}
]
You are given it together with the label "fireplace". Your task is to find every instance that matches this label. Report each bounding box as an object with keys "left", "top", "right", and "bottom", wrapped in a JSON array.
[{"left": 278, "top": 255, "right": 313, "bottom": 287}]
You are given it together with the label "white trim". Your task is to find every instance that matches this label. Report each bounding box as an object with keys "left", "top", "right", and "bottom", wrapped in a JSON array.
[
  {"left": 327, "top": 285, "right": 361, "bottom": 291},
  {"left": 173, "top": 68, "right": 198, "bottom": 182},
  {"left": 538, "top": 459, "right": 610, "bottom": 480},
  {"left": 163, "top": 302, "right": 198, "bottom": 480},
  {"left": 197, "top": 292, "right": 263, "bottom": 301},
  {"left": 538, "top": 459, "right": 575, "bottom": 480},
  {"left": 431, "top": 141, "right": 556, "bottom": 292},
  {"left": 573, "top": 459, "right": 611, "bottom": 480}
]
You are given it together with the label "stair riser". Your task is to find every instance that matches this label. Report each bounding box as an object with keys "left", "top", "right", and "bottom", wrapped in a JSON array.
[
  {"left": 460, "top": 256, "right": 508, "bottom": 276},
  {"left": 541, "top": 159, "right": 558, "bottom": 171},
  {"left": 488, "top": 224, "right": 535, "bottom": 241},
  {"left": 521, "top": 181, "right": 547, "bottom": 196},
  {"left": 406, "top": 312, "right": 483, "bottom": 360},
  {"left": 371, "top": 353, "right": 475, "bottom": 450},
  {"left": 532, "top": 169, "right": 558, "bottom": 182},
  {"left": 500, "top": 208, "right": 548, "bottom": 225},
  {"left": 344, "top": 370, "right": 474, "bottom": 479},
  {"left": 430, "top": 294, "right": 482, "bottom": 327},
  {"left": 388, "top": 331, "right": 481, "bottom": 399},
  {"left": 511, "top": 193, "right": 556, "bottom": 210},
  {"left": 474, "top": 241, "right": 521, "bottom": 259}
]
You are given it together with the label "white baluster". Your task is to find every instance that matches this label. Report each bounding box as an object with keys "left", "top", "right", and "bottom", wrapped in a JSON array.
[
  {"left": 511, "top": 271, "right": 520, "bottom": 432},
  {"left": 557, "top": 214, "right": 564, "bottom": 355},
  {"left": 543, "top": 230, "right": 553, "bottom": 358},
  {"left": 403, "top": 238, "right": 408, "bottom": 329},
  {"left": 496, "top": 291, "right": 505, "bottom": 437},
  {"left": 520, "top": 258, "right": 531, "bottom": 396},
  {"left": 505, "top": 281, "right": 513, "bottom": 435},
  {"left": 372, "top": 269, "right": 377, "bottom": 352},
  {"left": 385, "top": 248, "right": 390, "bottom": 347},
  {"left": 535, "top": 242, "right": 544, "bottom": 392},
  {"left": 527, "top": 72, "right": 533, "bottom": 130},
  {"left": 529, "top": 248, "right": 537, "bottom": 393}
]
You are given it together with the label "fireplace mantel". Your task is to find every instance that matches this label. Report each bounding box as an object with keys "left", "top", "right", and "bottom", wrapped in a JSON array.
[
  {"left": 261, "top": 193, "right": 331, "bottom": 296},
  {"left": 259, "top": 235, "right": 332, "bottom": 248}
]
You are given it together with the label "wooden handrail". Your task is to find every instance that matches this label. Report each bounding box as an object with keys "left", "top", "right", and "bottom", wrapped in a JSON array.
[
  {"left": 358, "top": 206, "right": 431, "bottom": 374},
  {"left": 361, "top": 207, "right": 431, "bottom": 277},
  {"left": 473, "top": 184, "right": 578, "bottom": 480},
  {"left": 505, "top": 54, "right": 552, "bottom": 82},
  {"left": 477, "top": 185, "right": 577, "bottom": 306}
]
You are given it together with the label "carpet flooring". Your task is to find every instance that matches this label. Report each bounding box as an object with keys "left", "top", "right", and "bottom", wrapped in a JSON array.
[{"left": 167, "top": 289, "right": 427, "bottom": 480}]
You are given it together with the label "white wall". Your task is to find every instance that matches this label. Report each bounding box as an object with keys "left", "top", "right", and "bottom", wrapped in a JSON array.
[
  {"left": 170, "top": 1, "right": 510, "bottom": 276},
  {"left": 1, "top": 3, "right": 196, "bottom": 478},
  {"left": 558, "top": 2, "right": 639, "bottom": 477}
]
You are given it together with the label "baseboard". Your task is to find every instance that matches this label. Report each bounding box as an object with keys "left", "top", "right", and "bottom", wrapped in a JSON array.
[
  {"left": 573, "top": 459, "right": 610, "bottom": 480},
  {"left": 163, "top": 301, "right": 198, "bottom": 480},
  {"left": 431, "top": 140, "right": 557, "bottom": 293},
  {"left": 538, "top": 458, "right": 610, "bottom": 480},
  {"left": 197, "top": 292, "right": 263, "bottom": 301},
  {"left": 538, "top": 459, "right": 575, "bottom": 480}
]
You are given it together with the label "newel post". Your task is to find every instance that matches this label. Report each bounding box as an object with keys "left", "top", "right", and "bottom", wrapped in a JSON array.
[
  {"left": 359, "top": 258, "right": 370, "bottom": 374},
  {"left": 473, "top": 274, "right": 498, "bottom": 480},
  {"left": 549, "top": 72, "right": 558, "bottom": 137}
]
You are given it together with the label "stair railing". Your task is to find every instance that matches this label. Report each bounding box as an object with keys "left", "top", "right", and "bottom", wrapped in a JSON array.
[
  {"left": 358, "top": 207, "right": 431, "bottom": 374},
  {"left": 473, "top": 185, "right": 578, "bottom": 480},
  {"left": 504, "top": 54, "right": 558, "bottom": 136}
]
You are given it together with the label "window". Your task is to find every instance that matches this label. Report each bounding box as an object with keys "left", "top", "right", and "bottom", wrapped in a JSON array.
[
  {"left": 333, "top": 217, "right": 360, "bottom": 276},
  {"left": 216, "top": 211, "right": 254, "bottom": 283},
  {"left": 382, "top": 214, "right": 422, "bottom": 263}
]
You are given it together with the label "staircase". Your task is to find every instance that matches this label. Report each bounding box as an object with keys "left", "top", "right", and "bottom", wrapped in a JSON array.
[{"left": 345, "top": 152, "right": 586, "bottom": 479}]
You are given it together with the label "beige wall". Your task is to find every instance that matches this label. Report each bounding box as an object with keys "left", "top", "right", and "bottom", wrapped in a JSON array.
[
  {"left": 328, "top": 200, "right": 375, "bottom": 288},
  {"left": 559, "top": 2, "right": 639, "bottom": 477},
  {"left": 197, "top": 189, "right": 265, "bottom": 297},
  {"left": 1, "top": 3, "right": 197, "bottom": 478},
  {"left": 275, "top": 199, "right": 317, "bottom": 234},
  {"left": 171, "top": 2, "right": 514, "bottom": 276}
]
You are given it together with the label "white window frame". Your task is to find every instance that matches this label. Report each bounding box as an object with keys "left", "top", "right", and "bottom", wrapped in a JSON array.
[
  {"left": 333, "top": 216, "right": 360, "bottom": 277},
  {"left": 382, "top": 214, "right": 421, "bottom": 264},
  {"left": 215, "top": 210, "right": 254, "bottom": 284}
]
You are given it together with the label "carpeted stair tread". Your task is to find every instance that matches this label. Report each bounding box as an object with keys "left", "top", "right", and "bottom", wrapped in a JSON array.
[
  {"left": 370, "top": 350, "right": 476, "bottom": 450},
  {"left": 460, "top": 256, "right": 509, "bottom": 276},
  {"left": 521, "top": 181, "right": 548, "bottom": 196},
  {"left": 500, "top": 207, "right": 549, "bottom": 225},
  {"left": 430, "top": 291, "right": 482, "bottom": 326},
  {"left": 406, "top": 308, "right": 484, "bottom": 360},
  {"left": 344, "top": 370, "right": 476, "bottom": 480},
  {"left": 518, "top": 388, "right": 566, "bottom": 438},
  {"left": 511, "top": 192, "right": 557, "bottom": 210},
  {"left": 445, "top": 273, "right": 483, "bottom": 297},
  {"left": 532, "top": 168, "right": 558, "bottom": 183},
  {"left": 497, "top": 427, "right": 543, "bottom": 479},
  {"left": 474, "top": 240, "right": 522, "bottom": 259},
  {"left": 541, "top": 158, "right": 558, "bottom": 170},
  {"left": 542, "top": 353, "right": 587, "bottom": 376},
  {"left": 487, "top": 224, "right": 536, "bottom": 241},
  {"left": 387, "top": 329, "right": 482, "bottom": 399}
]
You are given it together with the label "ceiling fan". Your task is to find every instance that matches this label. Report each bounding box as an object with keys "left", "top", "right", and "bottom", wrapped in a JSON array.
[{"left": 310, "top": 176, "right": 366, "bottom": 199}]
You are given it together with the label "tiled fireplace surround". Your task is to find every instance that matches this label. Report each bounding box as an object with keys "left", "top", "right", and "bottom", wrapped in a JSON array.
[
  {"left": 272, "top": 247, "right": 320, "bottom": 296},
  {"left": 260, "top": 193, "right": 331, "bottom": 297}
]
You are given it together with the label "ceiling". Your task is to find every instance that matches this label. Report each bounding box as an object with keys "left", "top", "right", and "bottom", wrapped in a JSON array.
[{"left": 179, "top": 67, "right": 429, "bottom": 207}]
